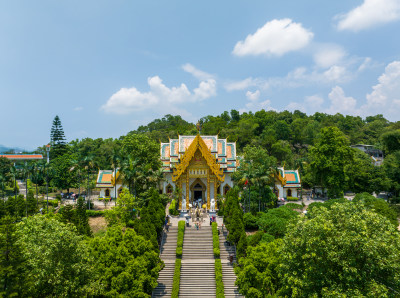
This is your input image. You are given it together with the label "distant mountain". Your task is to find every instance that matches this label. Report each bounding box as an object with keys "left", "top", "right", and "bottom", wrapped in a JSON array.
[{"left": 0, "top": 144, "right": 28, "bottom": 153}]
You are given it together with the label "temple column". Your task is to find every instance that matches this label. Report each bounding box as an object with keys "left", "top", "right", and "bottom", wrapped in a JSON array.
[
  {"left": 214, "top": 178, "right": 217, "bottom": 208},
  {"left": 207, "top": 171, "right": 210, "bottom": 209},
  {"left": 178, "top": 178, "right": 183, "bottom": 209},
  {"left": 186, "top": 170, "right": 190, "bottom": 210}
]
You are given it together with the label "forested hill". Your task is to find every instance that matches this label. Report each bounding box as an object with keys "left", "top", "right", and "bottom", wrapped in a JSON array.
[
  {"left": 40, "top": 110, "right": 400, "bottom": 182},
  {"left": 133, "top": 110, "right": 399, "bottom": 153}
]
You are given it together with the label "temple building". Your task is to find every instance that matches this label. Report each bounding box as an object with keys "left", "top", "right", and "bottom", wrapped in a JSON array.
[
  {"left": 96, "top": 169, "right": 123, "bottom": 199},
  {"left": 275, "top": 167, "right": 301, "bottom": 199},
  {"left": 161, "top": 135, "right": 237, "bottom": 210},
  {"left": 95, "top": 134, "right": 302, "bottom": 203}
]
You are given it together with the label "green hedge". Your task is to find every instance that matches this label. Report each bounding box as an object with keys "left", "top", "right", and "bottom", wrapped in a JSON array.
[
  {"left": 287, "top": 196, "right": 299, "bottom": 201},
  {"left": 47, "top": 200, "right": 59, "bottom": 207},
  {"left": 171, "top": 258, "right": 181, "bottom": 298},
  {"left": 212, "top": 222, "right": 220, "bottom": 258},
  {"left": 215, "top": 258, "right": 225, "bottom": 298},
  {"left": 86, "top": 210, "right": 105, "bottom": 217},
  {"left": 169, "top": 199, "right": 179, "bottom": 216},
  {"left": 176, "top": 220, "right": 185, "bottom": 258}
]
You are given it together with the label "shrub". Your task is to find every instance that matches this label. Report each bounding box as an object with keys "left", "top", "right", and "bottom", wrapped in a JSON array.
[
  {"left": 171, "top": 259, "right": 181, "bottom": 298},
  {"left": 284, "top": 203, "right": 303, "bottom": 210},
  {"left": 287, "top": 196, "right": 299, "bottom": 201},
  {"left": 215, "top": 259, "right": 224, "bottom": 298},
  {"left": 243, "top": 213, "right": 258, "bottom": 230},
  {"left": 47, "top": 200, "right": 59, "bottom": 207},
  {"left": 212, "top": 222, "right": 220, "bottom": 258},
  {"left": 86, "top": 210, "right": 105, "bottom": 217},
  {"left": 236, "top": 231, "right": 247, "bottom": 259},
  {"left": 257, "top": 206, "right": 298, "bottom": 238},
  {"left": 260, "top": 233, "right": 274, "bottom": 244},
  {"left": 176, "top": 220, "right": 185, "bottom": 257},
  {"left": 169, "top": 199, "right": 179, "bottom": 216},
  {"left": 98, "top": 197, "right": 104, "bottom": 201},
  {"left": 247, "top": 230, "right": 264, "bottom": 247}
]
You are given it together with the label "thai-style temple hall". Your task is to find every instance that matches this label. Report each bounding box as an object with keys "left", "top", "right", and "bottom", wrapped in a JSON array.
[
  {"left": 96, "top": 134, "right": 301, "bottom": 203},
  {"left": 160, "top": 135, "right": 236, "bottom": 210}
]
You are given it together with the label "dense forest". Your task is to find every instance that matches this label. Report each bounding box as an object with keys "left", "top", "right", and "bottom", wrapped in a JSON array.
[
  {"left": 1, "top": 110, "right": 400, "bottom": 296},
  {"left": 36, "top": 110, "right": 400, "bottom": 197}
]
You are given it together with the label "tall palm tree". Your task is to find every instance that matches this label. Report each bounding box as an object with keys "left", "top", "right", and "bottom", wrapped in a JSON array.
[
  {"left": 120, "top": 156, "right": 140, "bottom": 197},
  {"left": 0, "top": 173, "right": 5, "bottom": 202},
  {"left": 82, "top": 154, "right": 96, "bottom": 209},
  {"left": 30, "top": 162, "right": 41, "bottom": 207},
  {"left": 109, "top": 150, "right": 121, "bottom": 205}
]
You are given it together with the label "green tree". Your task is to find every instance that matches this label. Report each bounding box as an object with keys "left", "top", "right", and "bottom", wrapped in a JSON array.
[
  {"left": 381, "top": 129, "right": 400, "bottom": 154},
  {"left": 383, "top": 151, "right": 400, "bottom": 197},
  {"left": 233, "top": 146, "right": 277, "bottom": 212},
  {"left": 257, "top": 206, "right": 298, "bottom": 238},
  {"left": 50, "top": 153, "right": 78, "bottom": 193},
  {"left": 0, "top": 216, "right": 27, "bottom": 297},
  {"left": 120, "top": 133, "right": 162, "bottom": 197},
  {"left": 26, "top": 189, "right": 37, "bottom": 216},
  {"left": 112, "top": 188, "right": 137, "bottom": 226},
  {"left": 308, "top": 126, "right": 354, "bottom": 198},
  {"left": 16, "top": 215, "right": 98, "bottom": 297},
  {"left": 344, "top": 148, "right": 375, "bottom": 193},
  {"left": 75, "top": 196, "right": 91, "bottom": 236},
  {"left": 50, "top": 115, "right": 68, "bottom": 158},
  {"left": 90, "top": 225, "right": 162, "bottom": 297},
  {"left": 279, "top": 202, "right": 400, "bottom": 297},
  {"left": 235, "top": 239, "right": 283, "bottom": 297},
  {"left": 353, "top": 192, "right": 398, "bottom": 226}
]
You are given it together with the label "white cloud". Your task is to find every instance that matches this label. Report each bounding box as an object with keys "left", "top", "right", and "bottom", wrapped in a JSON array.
[
  {"left": 285, "top": 102, "right": 306, "bottom": 112},
  {"left": 305, "top": 95, "right": 324, "bottom": 108},
  {"left": 233, "top": 18, "right": 313, "bottom": 57},
  {"left": 313, "top": 44, "right": 346, "bottom": 68},
  {"left": 286, "top": 95, "right": 324, "bottom": 114},
  {"left": 361, "top": 60, "right": 400, "bottom": 118},
  {"left": 336, "top": 0, "right": 400, "bottom": 32},
  {"left": 326, "top": 86, "right": 358, "bottom": 114},
  {"left": 323, "top": 65, "right": 348, "bottom": 82},
  {"left": 242, "top": 99, "right": 276, "bottom": 113},
  {"left": 74, "top": 106, "right": 83, "bottom": 111},
  {"left": 224, "top": 77, "right": 266, "bottom": 91},
  {"left": 182, "top": 63, "right": 214, "bottom": 80},
  {"left": 246, "top": 90, "right": 260, "bottom": 101},
  {"left": 358, "top": 57, "right": 373, "bottom": 72},
  {"left": 102, "top": 72, "right": 216, "bottom": 115}
]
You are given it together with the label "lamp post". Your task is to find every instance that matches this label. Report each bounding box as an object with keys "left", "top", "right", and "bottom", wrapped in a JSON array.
[{"left": 46, "top": 144, "right": 50, "bottom": 213}]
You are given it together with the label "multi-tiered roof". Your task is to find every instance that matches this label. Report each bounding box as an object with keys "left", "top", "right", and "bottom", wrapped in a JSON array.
[{"left": 160, "top": 135, "right": 237, "bottom": 173}]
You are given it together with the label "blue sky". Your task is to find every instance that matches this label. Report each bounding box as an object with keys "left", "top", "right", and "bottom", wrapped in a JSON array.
[{"left": 1, "top": 0, "right": 400, "bottom": 150}]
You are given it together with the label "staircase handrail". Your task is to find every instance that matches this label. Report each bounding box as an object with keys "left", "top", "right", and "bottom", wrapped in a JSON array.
[{"left": 159, "top": 226, "right": 166, "bottom": 257}]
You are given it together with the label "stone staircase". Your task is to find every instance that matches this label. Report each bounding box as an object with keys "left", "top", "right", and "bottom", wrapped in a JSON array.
[
  {"left": 180, "top": 224, "right": 216, "bottom": 297},
  {"left": 152, "top": 226, "right": 178, "bottom": 297},
  {"left": 152, "top": 218, "right": 243, "bottom": 297},
  {"left": 219, "top": 227, "right": 243, "bottom": 297},
  {"left": 182, "top": 224, "right": 214, "bottom": 260},
  {"left": 160, "top": 226, "right": 178, "bottom": 260}
]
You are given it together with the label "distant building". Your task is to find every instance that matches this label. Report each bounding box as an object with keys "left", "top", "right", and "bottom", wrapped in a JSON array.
[
  {"left": 350, "top": 144, "right": 384, "bottom": 166},
  {"left": 275, "top": 167, "right": 301, "bottom": 199},
  {"left": 0, "top": 154, "right": 43, "bottom": 160},
  {"left": 96, "top": 169, "right": 123, "bottom": 199}
]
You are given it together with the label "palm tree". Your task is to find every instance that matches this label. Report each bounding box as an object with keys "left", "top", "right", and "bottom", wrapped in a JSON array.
[
  {"left": 120, "top": 156, "right": 140, "bottom": 197},
  {"left": 0, "top": 173, "right": 5, "bottom": 202},
  {"left": 82, "top": 154, "right": 96, "bottom": 209},
  {"left": 109, "top": 149, "right": 121, "bottom": 205}
]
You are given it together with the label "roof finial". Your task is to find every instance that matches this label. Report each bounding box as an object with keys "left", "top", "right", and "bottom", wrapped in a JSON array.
[{"left": 196, "top": 121, "right": 202, "bottom": 135}]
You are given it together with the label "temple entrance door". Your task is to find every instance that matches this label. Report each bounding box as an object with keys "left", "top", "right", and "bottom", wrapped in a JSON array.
[
  {"left": 190, "top": 178, "right": 207, "bottom": 208},
  {"left": 194, "top": 190, "right": 202, "bottom": 201}
]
